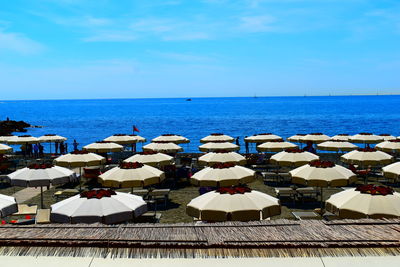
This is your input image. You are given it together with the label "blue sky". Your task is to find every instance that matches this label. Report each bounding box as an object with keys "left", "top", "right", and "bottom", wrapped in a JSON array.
[{"left": 0, "top": 0, "right": 399, "bottom": 100}]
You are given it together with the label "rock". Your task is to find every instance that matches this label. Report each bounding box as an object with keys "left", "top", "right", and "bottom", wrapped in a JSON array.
[{"left": 0, "top": 120, "right": 31, "bottom": 136}]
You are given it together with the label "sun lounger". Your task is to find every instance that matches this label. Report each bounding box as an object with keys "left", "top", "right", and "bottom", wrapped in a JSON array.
[
  {"left": 13, "top": 204, "right": 38, "bottom": 216},
  {"left": 292, "top": 211, "right": 320, "bottom": 220},
  {"left": 296, "top": 187, "right": 319, "bottom": 203},
  {"left": 274, "top": 187, "right": 296, "bottom": 205},
  {"left": 35, "top": 209, "right": 51, "bottom": 224},
  {"left": 137, "top": 212, "right": 162, "bottom": 223},
  {"left": 148, "top": 189, "right": 170, "bottom": 208},
  {"left": 53, "top": 189, "right": 79, "bottom": 200},
  {"left": 131, "top": 189, "right": 149, "bottom": 198}
]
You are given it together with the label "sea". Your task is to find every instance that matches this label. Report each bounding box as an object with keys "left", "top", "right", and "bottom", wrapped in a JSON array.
[{"left": 1, "top": 95, "right": 400, "bottom": 153}]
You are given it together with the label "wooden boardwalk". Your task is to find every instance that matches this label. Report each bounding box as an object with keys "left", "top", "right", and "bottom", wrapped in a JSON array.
[{"left": 0, "top": 219, "right": 400, "bottom": 258}]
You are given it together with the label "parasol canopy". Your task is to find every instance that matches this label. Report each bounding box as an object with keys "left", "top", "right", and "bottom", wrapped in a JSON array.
[
  {"left": 200, "top": 133, "right": 234, "bottom": 143},
  {"left": 83, "top": 141, "right": 123, "bottom": 153},
  {"left": 143, "top": 142, "right": 183, "bottom": 153},
  {"left": 317, "top": 140, "right": 358, "bottom": 152},
  {"left": 289, "top": 161, "right": 357, "bottom": 187},
  {"left": 123, "top": 151, "right": 173, "bottom": 167},
  {"left": 186, "top": 187, "right": 280, "bottom": 221},
  {"left": 98, "top": 162, "right": 165, "bottom": 188},
  {"left": 199, "top": 142, "right": 239, "bottom": 152},
  {"left": 270, "top": 149, "right": 319, "bottom": 167},
  {"left": 257, "top": 141, "right": 297, "bottom": 152},
  {"left": 341, "top": 148, "right": 393, "bottom": 166},
  {"left": 326, "top": 186, "right": 400, "bottom": 219},
  {"left": 50, "top": 189, "right": 147, "bottom": 224},
  {"left": 191, "top": 163, "right": 255, "bottom": 187},
  {"left": 0, "top": 194, "right": 18, "bottom": 218},
  {"left": 104, "top": 134, "right": 146, "bottom": 144},
  {"left": 198, "top": 152, "right": 246, "bottom": 166},
  {"left": 152, "top": 134, "right": 189, "bottom": 144},
  {"left": 245, "top": 133, "right": 282, "bottom": 143}
]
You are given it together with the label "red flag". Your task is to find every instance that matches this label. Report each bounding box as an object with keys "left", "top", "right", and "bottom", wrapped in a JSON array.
[{"left": 133, "top": 125, "right": 140, "bottom": 132}]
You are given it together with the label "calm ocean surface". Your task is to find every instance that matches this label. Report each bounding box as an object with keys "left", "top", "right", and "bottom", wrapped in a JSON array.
[{"left": 1, "top": 95, "right": 399, "bottom": 153}]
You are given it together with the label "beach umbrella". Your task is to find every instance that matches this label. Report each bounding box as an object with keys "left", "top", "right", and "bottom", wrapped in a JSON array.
[
  {"left": 38, "top": 134, "right": 67, "bottom": 143},
  {"left": 50, "top": 189, "right": 147, "bottom": 224},
  {"left": 378, "top": 134, "right": 396, "bottom": 141},
  {"left": 375, "top": 140, "right": 400, "bottom": 153},
  {"left": 287, "top": 134, "right": 306, "bottom": 143},
  {"left": 257, "top": 140, "right": 297, "bottom": 152},
  {"left": 341, "top": 148, "right": 393, "bottom": 166},
  {"left": 54, "top": 151, "right": 106, "bottom": 168},
  {"left": 191, "top": 163, "right": 255, "bottom": 187},
  {"left": 83, "top": 141, "right": 123, "bottom": 153},
  {"left": 143, "top": 142, "right": 183, "bottom": 153},
  {"left": 198, "top": 152, "right": 246, "bottom": 166},
  {"left": 152, "top": 134, "right": 190, "bottom": 144},
  {"left": 325, "top": 185, "right": 400, "bottom": 219},
  {"left": 289, "top": 161, "right": 357, "bottom": 207},
  {"left": 245, "top": 133, "right": 283, "bottom": 143},
  {"left": 0, "top": 144, "right": 12, "bottom": 154},
  {"left": 123, "top": 151, "right": 173, "bottom": 167},
  {"left": 330, "top": 134, "right": 351, "bottom": 141},
  {"left": 290, "top": 161, "right": 357, "bottom": 187},
  {"left": 104, "top": 134, "right": 146, "bottom": 144},
  {"left": 0, "top": 135, "right": 15, "bottom": 144},
  {"left": 199, "top": 142, "right": 239, "bottom": 152},
  {"left": 38, "top": 134, "right": 67, "bottom": 153},
  {"left": 7, "top": 163, "right": 77, "bottom": 208},
  {"left": 382, "top": 162, "right": 400, "bottom": 181},
  {"left": 270, "top": 149, "right": 319, "bottom": 167},
  {"left": 200, "top": 133, "right": 234, "bottom": 143},
  {"left": 98, "top": 162, "right": 165, "bottom": 188},
  {"left": 6, "top": 135, "right": 39, "bottom": 145},
  {"left": 54, "top": 151, "right": 106, "bottom": 191},
  {"left": 300, "top": 133, "right": 330, "bottom": 144},
  {"left": 317, "top": 140, "right": 358, "bottom": 152},
  {"left": 0, "top": 194, "right": 18, "bottom": 218},
  {"left": 349, "top": 133, "right": 383, "bottom": 144},
  {"left": 186, "top": 186, "right": 281, "bottom": 221}
]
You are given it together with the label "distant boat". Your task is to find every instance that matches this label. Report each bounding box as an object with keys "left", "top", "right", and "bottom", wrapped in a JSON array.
[{"left": 186, "top": 98, "right": 192, "bottom": 101}]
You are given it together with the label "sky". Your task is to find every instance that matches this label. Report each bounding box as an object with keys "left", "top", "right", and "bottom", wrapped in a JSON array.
[{"left": 0, "top": 0, "right": 399, "bottom": 100}]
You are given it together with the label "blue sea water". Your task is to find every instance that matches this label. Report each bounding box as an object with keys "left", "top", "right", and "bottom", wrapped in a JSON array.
[{"left": 1, "top": 95, "right": 400, "bottom": 153}]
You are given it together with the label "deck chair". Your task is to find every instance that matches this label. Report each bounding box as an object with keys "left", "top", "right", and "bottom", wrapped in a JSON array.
[{"left": 35, "top": 209, "right": 51, "bottom": 224}]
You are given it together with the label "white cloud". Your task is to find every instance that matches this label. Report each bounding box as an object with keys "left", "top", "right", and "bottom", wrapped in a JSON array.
[
  {"left": 147, "top": 51, "right": 215, "bottom": 62},
  {"left": 82, "top": 32, "right": 136, "bottom": 42},
  {"left": 162, "top": 32, "right": 211, "bottom": 41},
  {"left": 238, "top": 15, "right": 277, "bottom": 32},
  {"left": 0, "top": 30, "right": 44, "bottom": 54},
  {"left": 130, "top": 19, "right": 175, "bottom": 33}
]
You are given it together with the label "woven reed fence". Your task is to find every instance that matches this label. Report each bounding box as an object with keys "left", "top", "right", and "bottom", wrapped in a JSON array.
[{"left": 0, "top": 219, "right": 399, "bottom": 258}]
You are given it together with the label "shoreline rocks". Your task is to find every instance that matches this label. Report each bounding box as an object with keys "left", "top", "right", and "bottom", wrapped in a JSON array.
[{"left": 0, "top": 120, "right": 31, "bottom": 136}]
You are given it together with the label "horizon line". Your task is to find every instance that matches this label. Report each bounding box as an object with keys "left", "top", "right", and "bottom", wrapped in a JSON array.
[{"left": 1, "top": 92, "right": 399, "bottom": 101}]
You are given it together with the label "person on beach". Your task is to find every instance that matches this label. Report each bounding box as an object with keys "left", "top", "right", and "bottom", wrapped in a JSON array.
[
  {"left": 27, "top": 143, "right": 33, "bottom": 157},
  {"left": 303, "top": 141, "right": 316, "bottom": 153},
  {"left": 33, "top": 143, "right": 39, "bottom": 158},
  {"left": 73, "top": 139, "right": 79, "bottom": 151},
  {"left": 244, "top": 136, "right": 249, "bottom": 154},
  {"left": 60, "top": 142, "right": 65, "bottom": 154},
  {"left": 39, "top": 144, "right": 44, "bottom": 157},
  {"left": 236, "top": 137, "right": 240, "bottom": 146}
]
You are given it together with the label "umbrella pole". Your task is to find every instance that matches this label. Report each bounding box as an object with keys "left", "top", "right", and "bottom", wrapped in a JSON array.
[
  {"left": 320, "top": 187, "right": 324, "bottom": 210},
  {"left": 40, "top": 186, "right": 44, "bottom": 209},
  {"left": 79, "top": 167, "right": 82, "bottom": 192}
]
